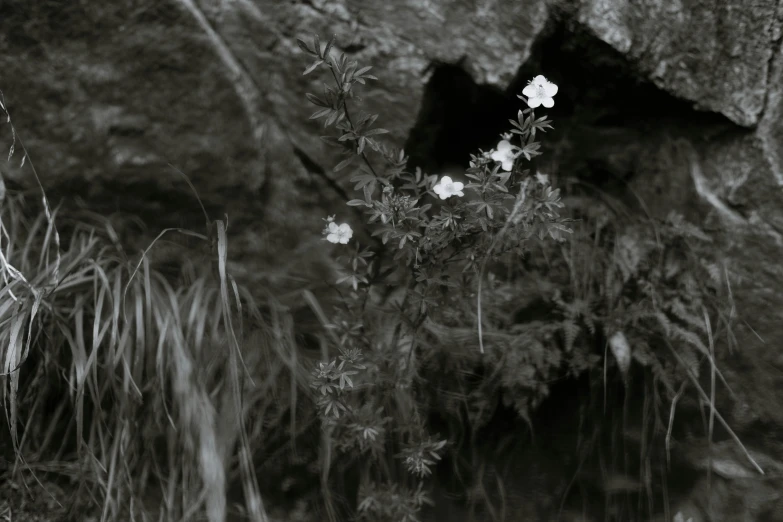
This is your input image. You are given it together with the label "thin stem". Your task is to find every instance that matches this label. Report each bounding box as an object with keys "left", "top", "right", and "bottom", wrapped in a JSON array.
[
  {"left": 477, "top": 180, "right": 530, "bottom": 353},
  {"left": 326, "top": 61, "right": 379, "bottom": 179}
]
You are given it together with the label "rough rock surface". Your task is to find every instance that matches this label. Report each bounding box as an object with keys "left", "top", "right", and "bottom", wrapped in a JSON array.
[
  {"left": 578, "top": 0, "right": 782, "bottom": 127},
  {"left": 1, "top": 0, "right": 783, "bottom": 520}
]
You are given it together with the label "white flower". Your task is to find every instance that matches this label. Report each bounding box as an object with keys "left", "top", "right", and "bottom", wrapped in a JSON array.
[
  {"left": 325, "top": 222, "right": 353, "bottom": 244},
  {"left": 522, "top": 75, "right": 558, "bottom": 108},
  {"left": 433, "top": 175, "right": 464, "bottom": 200},
  {"left": 490, "top": 140, "right": 518, "bottom": 171},
  {"left": 535, "top": 171, "right": 550, "bottom": 186}
]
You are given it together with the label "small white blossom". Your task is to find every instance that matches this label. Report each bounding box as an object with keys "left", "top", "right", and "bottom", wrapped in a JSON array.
[
  {"left": 325, "top": 221, "right": 353, "bottom": 244},
  {"left": 433, "top": 175, "right": 464, "bottom": 200},
  {"left": 535, "top": 171, "right": 550, "bottom": 186},
  {"left": 490, "top": 140, "right": 518, "bottom": 172},
  {"left": 522, "top": 75, "right": 558, "bottom": 108}
]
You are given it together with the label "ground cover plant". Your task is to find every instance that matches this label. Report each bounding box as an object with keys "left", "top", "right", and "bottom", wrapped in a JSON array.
[{"left": 0, "top": 31, "right": 761, "bottom": 522}]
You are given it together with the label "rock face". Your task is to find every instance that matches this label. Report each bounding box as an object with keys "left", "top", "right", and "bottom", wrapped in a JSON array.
[
  {"left": 1, "top": 0, "right": 783, "bottom": 519},
  {"left": 578, "top": 0, "right": 781, "bottom": 127}
]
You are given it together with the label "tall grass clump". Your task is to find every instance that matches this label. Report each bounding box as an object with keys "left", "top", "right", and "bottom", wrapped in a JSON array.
[{"left": 0, "top": 96, "right": 289, "bottom": 521}]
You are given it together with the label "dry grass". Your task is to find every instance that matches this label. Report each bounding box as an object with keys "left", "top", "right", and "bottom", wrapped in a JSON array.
[{"left": 0, "top": 181, "right": 315, "bottom": 521}]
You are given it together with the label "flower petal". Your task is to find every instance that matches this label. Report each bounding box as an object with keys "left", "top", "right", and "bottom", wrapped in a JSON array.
[
  {"left": 532, "top": 75, "right": 548, "bottom": 85},
  {"left": 441, "top": 176, "right": 453, "bottom": 184},
  {"left": 433, "top": 184, "right": 445, "bottom": 195},
  {"left": 454, "top": 189, "right": 464, "bottom": 197},
  {"left": 544, "top": 82, "right": 558, "bottom": 97},
  {"left": 542, "top": 97, "right": 554, "bottom": 108},
  {"left": 497, "top": 140, "right": 511, "bottom": 152},
  {"left": 522, "top": 84, "right": 537, "bottom": 97},
  {"left": 326, "top": 233, "right": 339, "bottom": 243},
  {"left": 328, "top": 222, "right": 339, "bottom": 232},
  {"left": 453, "top": 181, "right": 464, "bottom": 191},
  {"left": 502, "top": 160, "right": 513, "bottom": 171},
  {"left": 527, "top": 97, "right": 542, "bottom": 109}
]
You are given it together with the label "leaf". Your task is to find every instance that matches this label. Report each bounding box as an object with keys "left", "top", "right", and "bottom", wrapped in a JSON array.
[
  {"left": 296, "top": 38, "right": 314, "bottom": 55},
  {"left": 351, "top": 173, "right": 377, "bottom": 191},
  {"left": 306, "top": 93, "right": 329, "bottom": 107},
  {"left": 325, "top": 110, "right": 341, "bottom": 127},
  {"left": 333, "top": 52, "right": 345, "bottom": 74},
  {"left": 363, "top": 128, "right": 389, "bottom": 137},
  {"left": 334, "top": 156, "right": 356, "bottom": 172},
  {"left": 303, "top": 59, "right": 324, "bottom": 75},
  {"left": 323, "top": 34, "right": 336, "bottom": 60},
  {"left": 519, "top": 142, "right": 541, "bottom": 160},
  {"left": 313, "top": 34, "right": 321, "bottom": 58},
  {"left": 347, "top": 199, "right": 370, "bottom": 207},
  {"left": 309, "top": 107, "right": 332, "bottom": 120},
  {"left": 363, "top": 184, "right": 373, "bottom": 203}
]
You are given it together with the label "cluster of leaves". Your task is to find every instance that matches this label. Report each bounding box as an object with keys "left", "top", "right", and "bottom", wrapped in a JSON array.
[
  {"left": 464, "top": 198, "right": 734, "bottom": 426},
  {"left": 357, "top": 482, "right": 433, "bottom": 522}
]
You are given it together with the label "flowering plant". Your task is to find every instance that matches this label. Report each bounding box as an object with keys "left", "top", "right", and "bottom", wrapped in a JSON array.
[
  {"left": 297, "top": 33, "right": 573, "bottom": 521},
  {"left": 294, "top": 32, "right": 745, "bottom": 522}
]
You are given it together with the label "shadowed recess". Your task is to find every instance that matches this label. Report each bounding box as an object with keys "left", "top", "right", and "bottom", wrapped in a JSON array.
[{"left": 403, "top": 20, "right": 739, "bottom": 193}]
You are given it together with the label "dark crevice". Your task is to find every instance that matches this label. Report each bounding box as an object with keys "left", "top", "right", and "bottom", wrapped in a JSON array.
[
  {"left": 403, "top": 19, "right": 742, "bottom": 196},
  {"left": 403, "top": 60, "right": 515, "bottom": 175}
]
